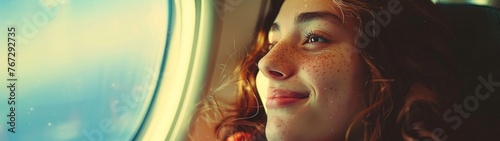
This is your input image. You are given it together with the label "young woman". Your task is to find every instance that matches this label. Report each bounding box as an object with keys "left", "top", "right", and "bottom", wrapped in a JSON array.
[{"left": 199, "top": 0, "right": 460, "bottom": 140}]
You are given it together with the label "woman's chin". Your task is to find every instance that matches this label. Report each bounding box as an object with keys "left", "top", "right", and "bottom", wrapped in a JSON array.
[
  {"left": 265, "top": 116, "right": 342, "bottom": 141},
  {"left": 265, "top": 128, "right": 337, "bottom": 141},
  {"left": 265, "top": 128, "right": 296, "bottom": 141},
  {"left": 265, "top": 116, "right": 297, "bottom": 141}
]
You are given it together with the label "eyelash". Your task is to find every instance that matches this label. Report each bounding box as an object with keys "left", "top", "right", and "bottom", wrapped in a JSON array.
[
  {"left": 267, "top": 30, "right": 331, "bottom": 50},
  {"left": 303, "top": 31, "right": 330, "bottom": 44}
]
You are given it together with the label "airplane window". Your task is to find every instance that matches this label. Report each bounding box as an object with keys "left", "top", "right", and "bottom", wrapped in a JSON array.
[{"left": 0, "top": 0, "right": 168, "bottom": 140}]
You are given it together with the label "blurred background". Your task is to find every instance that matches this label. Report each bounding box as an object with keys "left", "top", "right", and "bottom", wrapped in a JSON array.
[{"left": 436, "top": 0, "right": 500, "bottom": 8}]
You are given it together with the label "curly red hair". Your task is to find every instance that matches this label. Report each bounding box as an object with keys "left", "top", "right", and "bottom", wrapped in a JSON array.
[{"left": 200, "top": 0, "right": 460, "bottom": 140}]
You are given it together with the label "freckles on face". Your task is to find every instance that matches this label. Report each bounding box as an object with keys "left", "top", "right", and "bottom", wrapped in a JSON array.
[
  {"left": 255, "top": 0, "right": 367, "bottom": 140},
  {"left": 258, "top": 42, "right": 365, "bottom": 141},
  {"left": 301, "top": 44, "right": 362, "bottom": 104},
  {"left": 307, "top": 47, "right": 364, "bottom": 141},
  {"left": 301, "top": 46, "right": 354, "bottom": 84}
]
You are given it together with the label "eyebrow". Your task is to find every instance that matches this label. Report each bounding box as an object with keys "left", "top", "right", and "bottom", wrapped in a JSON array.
[{"left": 270, "top": 11, "right": 342, "bottom": 32}]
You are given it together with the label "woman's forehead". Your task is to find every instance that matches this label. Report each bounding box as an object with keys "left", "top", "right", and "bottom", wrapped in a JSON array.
[{"left": 275, "top": 0, "right": 351, "bottom": 25}]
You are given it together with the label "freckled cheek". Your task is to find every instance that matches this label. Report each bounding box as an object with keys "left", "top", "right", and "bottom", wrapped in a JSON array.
[
  {"left": 301, "top": 55, "right": 347, "bottom": 89},
  {"left": 302, "top": 53, "right": 358, "bottom": 106}
]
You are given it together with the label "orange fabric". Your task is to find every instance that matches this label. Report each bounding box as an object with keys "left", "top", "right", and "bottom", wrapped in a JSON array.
[{"left": 226, "top": 132, "right": 252, "bottom": 141}]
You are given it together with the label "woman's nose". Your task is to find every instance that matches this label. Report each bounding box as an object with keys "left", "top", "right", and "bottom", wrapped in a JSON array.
[{"left": 257, "top": 43, "right": 296, "bottom": 80}]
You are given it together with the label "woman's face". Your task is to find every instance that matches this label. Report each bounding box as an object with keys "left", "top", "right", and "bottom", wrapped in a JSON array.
[{"left": 256, "top": 0, "right": 366, "bottom": 140}]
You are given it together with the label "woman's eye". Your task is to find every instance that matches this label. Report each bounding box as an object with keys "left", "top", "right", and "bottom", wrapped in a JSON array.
[
  {"left": 304, "top": 32, "right": 330, "bottom": 44},
  {"left": 302, "top": 31, "right": 332, "bottom": 50},
  {"left": 307, "top": 36, "right": 327, "bottom": 43}
]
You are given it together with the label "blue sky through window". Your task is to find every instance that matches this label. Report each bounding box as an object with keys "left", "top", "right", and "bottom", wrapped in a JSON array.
[{"left": 0, "top": 0, "right": 168, "bottom": 140}]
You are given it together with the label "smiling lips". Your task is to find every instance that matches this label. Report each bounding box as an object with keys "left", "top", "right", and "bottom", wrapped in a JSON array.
[{"left": 266, "top": 89, "right": 309, "bottom": 109}]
